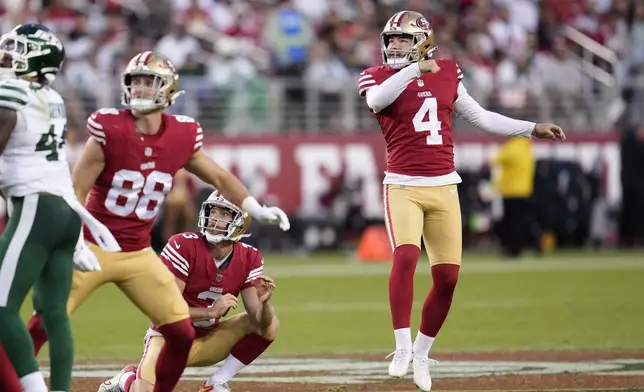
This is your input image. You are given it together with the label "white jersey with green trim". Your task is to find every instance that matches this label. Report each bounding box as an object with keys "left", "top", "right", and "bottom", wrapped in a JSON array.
[{"left": 0, "top": 78, "right": 74, "bottom": 198}]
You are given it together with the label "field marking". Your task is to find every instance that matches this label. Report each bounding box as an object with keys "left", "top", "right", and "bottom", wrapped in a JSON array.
[
  {"left": 265, "top": 258, "right": 644, "bottom": 278},
  {"left": 57, "top": 358, "right": 644, "bottom": 384},
  {"left": 274, "top": 299, "right": 533, "bottom": 313}
]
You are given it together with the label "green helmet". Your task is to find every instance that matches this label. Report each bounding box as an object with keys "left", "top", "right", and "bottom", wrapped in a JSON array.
[{"left": 0, "top": 24, "right": 65, "bottom": 86}]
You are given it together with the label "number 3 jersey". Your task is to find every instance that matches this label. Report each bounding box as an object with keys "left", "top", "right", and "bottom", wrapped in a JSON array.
[
  {"left": 0, "top": 78, "right": 73, "bottom": 198},
  {"left": 153, "top": 232, "right": 264, "bottom": 337},
  {"left": 83, "top": 109, "right": 203, "bottom": 251}
]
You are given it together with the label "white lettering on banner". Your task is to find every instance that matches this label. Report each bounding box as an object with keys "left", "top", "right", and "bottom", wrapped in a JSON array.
[
  {"left": 67, "top": 139, "right": 620, "bottom": 218},
  {"left": 202, "top": 146, "right": 280, "bottom": 199},
  {"left": 295, "top": 144, "right": 343, "bottom": 217},
  {"left": 294, "top": 144, "right": 384, "bottom": 219},
  {"left": 235, "top": 146, "right": 280, "bottom": 198}
]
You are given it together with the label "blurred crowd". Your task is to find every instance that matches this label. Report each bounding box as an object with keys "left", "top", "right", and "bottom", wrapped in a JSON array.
[{"left": 1, "top": 0, "right": 643, "bottom": 133}]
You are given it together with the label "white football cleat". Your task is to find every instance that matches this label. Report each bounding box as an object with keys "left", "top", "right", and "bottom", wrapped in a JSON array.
[
  {"left": 199, "top": 381, "right": 233, "bottom": 392},
  {"left": 386, "top": 348, "right": 413, "bottom": 378},
  {"left": 97, "top": 365, "right": 136, "bottom": 392},
  {"left": 96, "top": 373, "right": 121, "bottom": 392},
  {"left": 412, "top": 355, "right": 437, "bottom": 391}
]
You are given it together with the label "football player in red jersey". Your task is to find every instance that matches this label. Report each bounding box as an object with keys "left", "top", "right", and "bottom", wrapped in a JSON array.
[
  {"left": 358, "top": 11, "right": 565, "bottom": 391},
  {"left": 0, "top": 51, "right": 290, "bottom": 392},
  {"left": 97, "top": 191, "right": 278, "bottom": 392}
]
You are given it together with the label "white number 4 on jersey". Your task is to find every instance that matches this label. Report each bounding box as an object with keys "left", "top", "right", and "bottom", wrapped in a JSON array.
[{"left": 412, "top": 97, "right": 443, "bottom": 145}]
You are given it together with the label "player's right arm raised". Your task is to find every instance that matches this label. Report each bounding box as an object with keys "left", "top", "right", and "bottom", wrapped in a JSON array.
[
  {"left": 361, "top": 64, "right": 422, "bottom": 113},
  {"left": 185, "top": 148, "right": 249, "bottom": 208}
]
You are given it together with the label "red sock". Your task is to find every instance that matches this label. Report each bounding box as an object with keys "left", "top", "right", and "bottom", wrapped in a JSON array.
[
  {"left": 153, "top": 319, "right": 195, "bottom": 392},
  {"left": 27, "top": 314, "right": 48, "bottom": 355},
  {"left": 419, "top": 264, "right": 460, "bottom": 337},
  {"left": 0, "top": 344, "right": 21, "bottom": 392},
  {"left": 230, "top": 333, "right": 273, "bottom": 365},
  {"left": 389, "top": 245, "right": 420, "bottom": 329}
]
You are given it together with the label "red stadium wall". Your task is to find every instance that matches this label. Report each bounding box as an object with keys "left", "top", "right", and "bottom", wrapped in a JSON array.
[{"left": 197, "top": 133, "right": 621, "bottom": 217}]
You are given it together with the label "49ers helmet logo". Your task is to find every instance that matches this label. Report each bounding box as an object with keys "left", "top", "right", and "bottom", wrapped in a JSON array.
[
  {"left": 164, "top": 59, "right": 176, "bottom": 72},
  {"left": 416, "top": 17, "right": 431, "bottom": 30}
]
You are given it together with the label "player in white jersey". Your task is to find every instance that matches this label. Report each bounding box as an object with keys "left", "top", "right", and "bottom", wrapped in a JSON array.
[{"left": 0, "top": 24, "right": 119, "bottom": 392}]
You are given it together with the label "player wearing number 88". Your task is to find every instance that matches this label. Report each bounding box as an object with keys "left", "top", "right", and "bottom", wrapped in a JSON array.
[
  {"left": 97, "top": 190, "right": 278, "bottom": 392},
  {"left": 358, "top": 10, "right": 566, "bottom": 391},
  {"left": 15, "top": 51, "right": 291, "bottom": 392}
]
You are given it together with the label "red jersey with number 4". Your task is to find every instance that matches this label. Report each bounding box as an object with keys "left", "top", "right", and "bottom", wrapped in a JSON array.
[
  {"left": 157, "top": 232, "right": 264, "bottom": 337},
  {"left": 358, "top": 60, "right": 463, "bottom": 177},
  {"left": 83, "top": 109, "right": 204, "bottom": 251}
]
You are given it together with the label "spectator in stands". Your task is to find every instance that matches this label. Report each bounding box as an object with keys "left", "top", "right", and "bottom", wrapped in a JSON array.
[
  {"left": 304, "top": 39, "right": 352, "bottom": 130},
  {"left": 155, "top": 19, "right": 201, "bottom": 70},
  {"left": 532, "top": 34, "right": 586, "bottom": 128},
  {"left": 262, "top": 0, "right": 314, "bottom": 130},
  {"left": 487, "top": 3, "right": 528, "bottom": 59},
  {"left": 0, "top": 0, "right": 630, "bottom": 134}
]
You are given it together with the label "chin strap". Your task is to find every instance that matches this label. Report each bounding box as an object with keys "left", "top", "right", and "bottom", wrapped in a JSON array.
[
  {"left": 167, "top": 89, "right": 186, "bottom": 107},
  {"left": 204, "top": 231, "right": 251, "bottom": 244}
]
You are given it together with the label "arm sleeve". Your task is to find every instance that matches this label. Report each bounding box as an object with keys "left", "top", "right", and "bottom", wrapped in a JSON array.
[
  {"left": 454, "top": 82, "right": 535, "bottom": 138},
  {"left": 160, "top": 234, "right": 193, "bottom": 281},
  {"left": 360, "top": 64, "right": 422, "bottom": 113},
  {"left": 242, "top": 250, "right": 264, "bottom": 290}
]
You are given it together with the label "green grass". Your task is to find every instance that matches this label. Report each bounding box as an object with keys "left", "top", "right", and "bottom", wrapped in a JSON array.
[{"left": 21, "top": 250, "right": 644, "bottom": 359}]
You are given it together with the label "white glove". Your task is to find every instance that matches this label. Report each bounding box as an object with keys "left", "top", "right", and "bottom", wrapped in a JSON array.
[
  {"left": 73, "top": 233, "right": 102, "bottom": 272},
  {"left": 242, "top": 197, "right": 291, "bottom": 231},
  {"left": 257, "top": 205, "right": 290, "bottom": 231}
]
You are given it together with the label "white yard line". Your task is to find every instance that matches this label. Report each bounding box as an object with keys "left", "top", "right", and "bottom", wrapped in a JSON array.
[
  {"left": 59, "top": 357, "right": 644, "bottom": 383},
  {"left": 264, "top": 258, "right": 644, "bottom": 278}
]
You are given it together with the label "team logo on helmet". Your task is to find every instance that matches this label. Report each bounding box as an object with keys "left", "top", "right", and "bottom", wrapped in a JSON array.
[
  {"left": 163, "top": 59, "right": 176, "bottom": 72},
  {"left": 416, "top": 17, "right": 431, "bottom": 30}
]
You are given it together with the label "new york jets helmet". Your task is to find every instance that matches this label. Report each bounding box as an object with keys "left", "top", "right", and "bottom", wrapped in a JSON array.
[{"left": 0, "top": 24, "right": 65, "bottom": 85}]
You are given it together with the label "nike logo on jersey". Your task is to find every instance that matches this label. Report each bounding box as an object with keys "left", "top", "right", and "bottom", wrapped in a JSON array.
[{"left": 174, "top": 240, "right": 181, "bottom": 249}]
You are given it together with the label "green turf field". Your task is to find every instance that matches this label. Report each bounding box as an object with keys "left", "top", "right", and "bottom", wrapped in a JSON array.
[{"left": 22, "top": 250, "right": 644, "bottom": 360}]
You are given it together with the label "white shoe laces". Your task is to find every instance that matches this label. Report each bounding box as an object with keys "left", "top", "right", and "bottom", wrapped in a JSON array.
[
  {"left": 385, "top": 348, "right": 412, "bottom": 363},
  {"left": 414, "top": 356, "right": 438, "bottom": 372}
]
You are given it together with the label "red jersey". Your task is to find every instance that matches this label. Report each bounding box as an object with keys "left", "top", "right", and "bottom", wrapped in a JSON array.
[
  {"left": 359, "top": 60, "right": 463, "bottom": 177},
  {"left": 84, "top": 109, "right": 203, "bottom": 251},
  {"left": 157, "top": 232, "right": 264, "bottom": 337}
]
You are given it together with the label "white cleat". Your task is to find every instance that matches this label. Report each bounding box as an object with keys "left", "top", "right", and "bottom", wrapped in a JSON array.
[
  {"left": 412, "top": 355, "right": 437, "bottom": 391},
  {"left": 199, "top": 381, "right": 233, "bottom": 392},
  {"left": 96, "top": 373, "right": 121, "bottom": 392},
  {"left": 386, "top": 348, "right": 413, "bottom": 378},
  {"left": 97, "top": 365, "right": 136, "bottom": 392}
]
